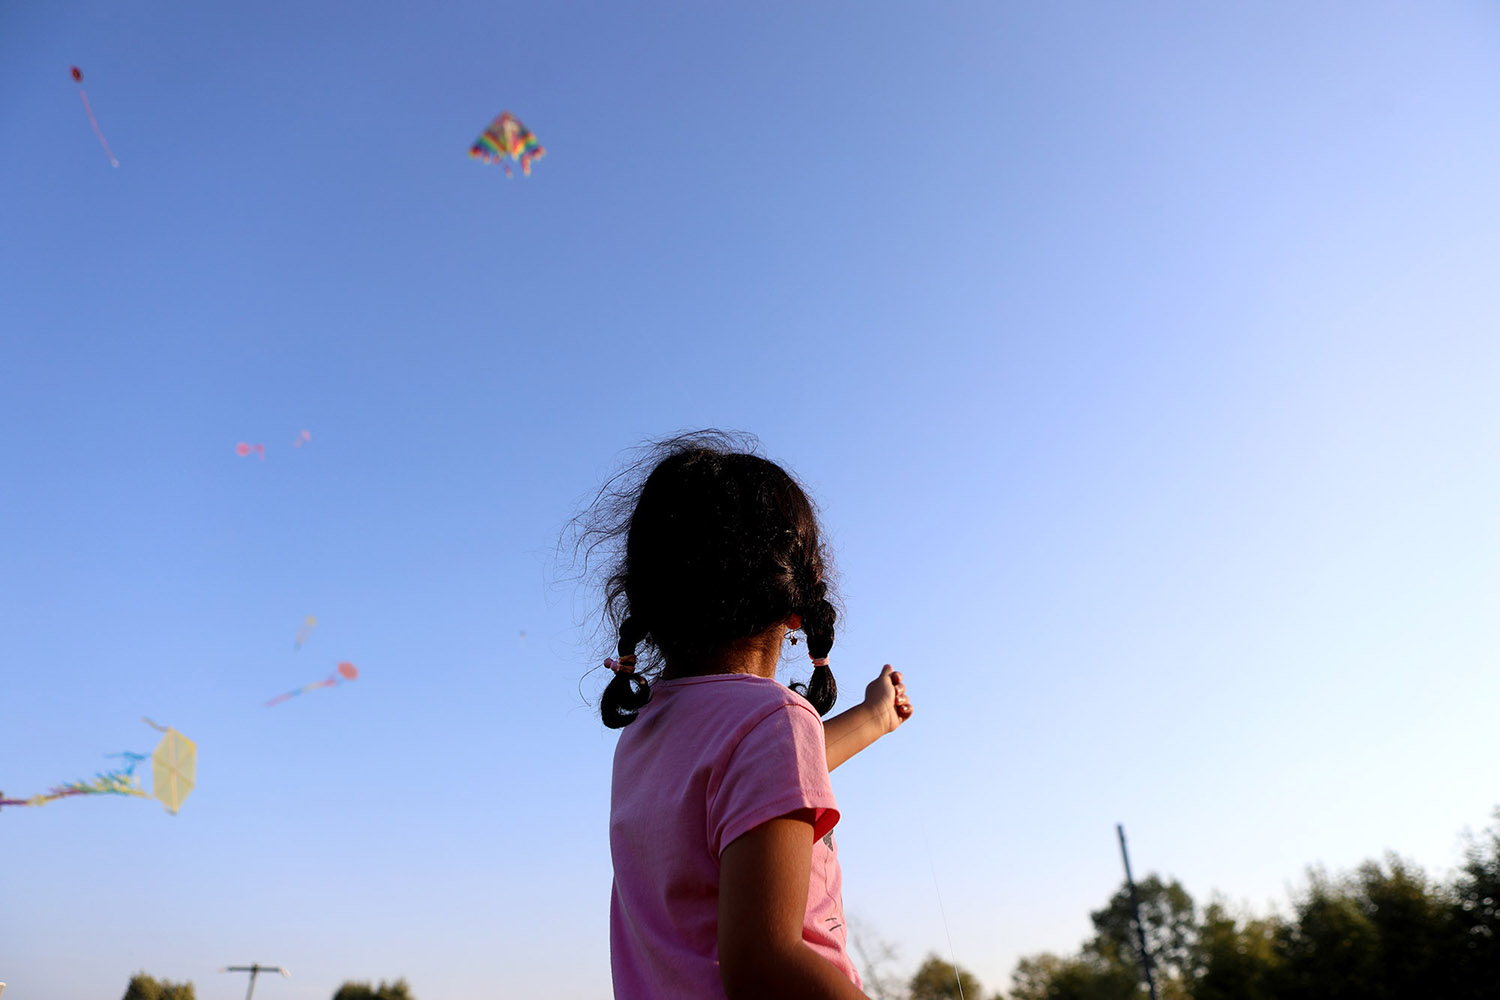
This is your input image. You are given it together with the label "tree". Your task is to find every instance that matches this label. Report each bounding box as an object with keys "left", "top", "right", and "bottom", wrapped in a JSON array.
[
  {"left": 332, "top": 980, "right": 415, "bottom": 1000},
  {"left": 1009, "top": 954, "right": 1068, "bottom": 1000},
  {"left": 1453, "top": 810, "right": 1500, "bottom": 1000},
  {"left": 1353, "top": 853, "right": 1461, "bottom": 998},
  {"left": 1192, "top": 900, "right": 1282, "bottom": 1000},
  {"left": 1269, "top": 868, "right": 1381, "bottom": 1000},
  {"left": 122, "top": 973, "right": 196, "bottom": 1000},
  {"left": 1087, "top": 874, "right": 1197, "bottom": 999},
  {"left": 1007, "top": 808, "right": 1500, "bottom": 1000},
  {"left": 1008, "top": 952, "right": 1136, "bottom": 1000},
  {"left": 1006, "top": 873, "right": 1195, "bottom": 1000},
  {"left": 908, "top": 954, "right": 988, "bottom": 1000},
  {"left": 1261, "top": 857, "right": 1463, "bottom": 1000}
]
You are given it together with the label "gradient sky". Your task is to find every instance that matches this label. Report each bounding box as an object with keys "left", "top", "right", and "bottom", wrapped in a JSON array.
[{"left": 4, "top": 3, "right": 1500, "bottom": 998}]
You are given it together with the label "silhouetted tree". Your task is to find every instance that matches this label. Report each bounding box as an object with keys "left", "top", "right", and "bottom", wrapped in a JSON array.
[
  {"left": 1191, "top": 900, "right": 1281, "bottom": 1000},
  {"left": 1355, "top": 854, "right": 1461, "bottom": 998},
  {"left": 1452, "top": 810, "right": 1500, "bottom": 1000},
  {"left": 1269, "top": 868, "right": 1382, "bottom": 1000}
]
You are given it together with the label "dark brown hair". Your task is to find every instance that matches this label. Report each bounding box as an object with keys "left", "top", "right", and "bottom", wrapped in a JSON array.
[{"left": 575, "top": 431, "right": 839, "bottom": 728}]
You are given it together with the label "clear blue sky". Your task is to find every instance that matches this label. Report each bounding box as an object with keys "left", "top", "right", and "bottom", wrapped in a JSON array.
[{"left": 4, "top": 3, "right": 1500, "bottom": 997}]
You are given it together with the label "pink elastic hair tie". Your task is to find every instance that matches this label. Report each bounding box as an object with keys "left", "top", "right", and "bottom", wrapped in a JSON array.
[
  {"left": 606, "top": 655, "right": 637, "bottom": 674},
  {"left": 810, "top": 657, "right": 829, "bottom": 667}
]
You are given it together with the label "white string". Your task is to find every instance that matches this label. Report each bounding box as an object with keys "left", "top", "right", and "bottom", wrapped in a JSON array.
[{"left": 917, "top": 806, "right": 966, "bottom": 1000}]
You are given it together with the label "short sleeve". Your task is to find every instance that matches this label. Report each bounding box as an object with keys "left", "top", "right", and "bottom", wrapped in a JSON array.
[{"left": 707, "top": 703, "right": 839, "bottom": 858}]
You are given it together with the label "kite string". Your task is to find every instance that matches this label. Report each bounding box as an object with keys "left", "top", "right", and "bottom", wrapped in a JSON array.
[
  {"left": 77, "top": 88, "right": 118, "bottom": 167},
  {"left": 906, "top": 715, "right": 968, "bottom": 1000},
  {"left": 917, "top": 808, "right": 967, "bottom": 1000}
]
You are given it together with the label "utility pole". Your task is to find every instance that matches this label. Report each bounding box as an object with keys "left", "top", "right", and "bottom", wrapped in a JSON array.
[
  {"left": 1116, "top": 824, "right": 1160, "bottom": 1000},
  {"left": 221, "top": 964, "right": 289, "bottom": 1000}
]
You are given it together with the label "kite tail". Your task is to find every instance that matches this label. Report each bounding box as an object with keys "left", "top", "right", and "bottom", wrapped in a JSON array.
[
  {"left": 11, "top": 787, "right": 89, "bottom": 808},
  {"left": 77, "top": 88, "right": 119, "bottom": 167}
]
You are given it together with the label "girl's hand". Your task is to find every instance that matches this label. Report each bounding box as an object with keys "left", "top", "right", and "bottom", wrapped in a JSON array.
[
  {"left": 863, "top": 664, "right": 913, "bottom": 736},
  {"left": 824, "top": 666, "right": 912, "bottom": 771}
]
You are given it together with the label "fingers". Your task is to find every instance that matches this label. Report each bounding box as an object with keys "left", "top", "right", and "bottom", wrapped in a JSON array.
[
  {"left": 888, "top": 666, "right": 912, "bottom": 721},
  {"left": 867, "top": 664, "right": 913, "bottom": 726}
]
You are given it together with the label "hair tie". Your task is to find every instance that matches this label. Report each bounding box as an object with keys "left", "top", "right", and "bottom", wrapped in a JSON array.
[
  {"left": 606, "top": 654, "right": 637, "bottom": 674},
  {"left": 810, "top": 657, "right": 829, "bottom": 667}
]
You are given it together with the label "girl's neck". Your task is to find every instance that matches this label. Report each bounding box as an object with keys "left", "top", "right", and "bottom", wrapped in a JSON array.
[{"left": 661, "top": 629, "right": 785, "bottom": 681}]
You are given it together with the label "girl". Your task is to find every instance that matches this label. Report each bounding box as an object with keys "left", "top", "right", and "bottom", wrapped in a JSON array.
[{"left": 589, "top": 433, "right": 912, "bottom": 999}]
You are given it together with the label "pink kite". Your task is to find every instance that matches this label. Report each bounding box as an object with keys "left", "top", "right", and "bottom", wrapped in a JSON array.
[
  {"left": 70, "top": 66, "right": 118, "bottom": 168},
  {"left": 265, "top": 662, "right": 359, "bottom": 707}
]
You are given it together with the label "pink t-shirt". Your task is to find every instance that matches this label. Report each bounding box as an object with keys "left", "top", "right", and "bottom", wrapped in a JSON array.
[{"left": 609, "top": 673, "right": 862, "bottom": 998}]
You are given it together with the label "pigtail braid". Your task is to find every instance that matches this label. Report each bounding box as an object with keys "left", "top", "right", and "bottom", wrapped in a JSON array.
[
  {"left": 790, "top": 575, "right": 838, "bottom": 716},
  {"left": 601, "top": 616, "right": 652, "bottom": 729}
]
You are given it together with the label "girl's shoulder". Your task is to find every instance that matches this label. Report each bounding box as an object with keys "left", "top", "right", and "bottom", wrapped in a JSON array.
[{"left": 642, "top": 673, "right": 820, "bottom": 741}]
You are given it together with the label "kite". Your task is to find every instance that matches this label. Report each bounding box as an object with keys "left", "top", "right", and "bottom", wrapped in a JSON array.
[
  {"left": 294, "top": 615, "right": 317, "bottom": 650},
  {"left": 142, "top": 717, "right": 196, "bottom": 814},
  {"left": 235, "top": 442, "right": 266, "bottom": 460},
  {"left": 265, "top": 661, "right": 358, "bottom": 707},
  {"left": 1, "top": 720, "right": 195, "bottom": 814},
  {"left": 293, "top": 429, "right": 311, "bottom": 448},
  {"left": 70, "top": 66, "right": 118, "bottom": 168},
  {"left": 469, "top": 111, "right": 545, "bottom": 177}
]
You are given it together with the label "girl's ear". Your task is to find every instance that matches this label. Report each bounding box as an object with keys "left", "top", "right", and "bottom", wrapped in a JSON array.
[{"left": 785, "top": 613, "right": 802, "bottom": 631}]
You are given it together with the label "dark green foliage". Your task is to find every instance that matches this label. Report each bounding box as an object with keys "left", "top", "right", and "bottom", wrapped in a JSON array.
[
  {"left": 1268, "top": 868, "right": 1382, "bottom": 1000},
  {"left": 1088, "top": 874, "right": 1198, "bottom": 992},
  {"left": 1266, "top": 857, "right": 1462, "bottom": 1000},
  {"left": 1191, "top": 902, "right": 1281, "bottom": 1000},
  {"left": 1353, "top": 856, "right": 1461, "bottom": 997},
  {"left": 122, "top": 973, "right": 195, "bottom": 1000},
  {"left": 1009, "top": 952, "right": 1138, "bottom": 1000},
  {"left": 332, "top": 979, "right": 415, "bottom": 1000},
  {"left": 1452, "top": 810, "right": 1500, "bottom": 1000},
  {"left": 1009, "top": 815, "right": 1500, "bottom": 1000}
]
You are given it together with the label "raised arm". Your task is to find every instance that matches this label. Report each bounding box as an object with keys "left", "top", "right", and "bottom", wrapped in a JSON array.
[{"left": 823, "top": 666, "right": 912, "bottom": 771}]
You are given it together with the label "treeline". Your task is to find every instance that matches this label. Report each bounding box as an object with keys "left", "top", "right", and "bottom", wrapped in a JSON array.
[
  {"left": 864, "top": 808, "right": 1500, "bottom": 1000},
  {"left": 118, "top": 807, "right": 1500, "bottom": 1000},
  {"left": 119, "top": 975, "right": 415, "bottom": 1000}
]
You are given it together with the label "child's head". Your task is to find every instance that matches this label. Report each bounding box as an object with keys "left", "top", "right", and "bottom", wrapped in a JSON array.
[{"left": 584, "top": 431, "right": 839, "bottom": 727}]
